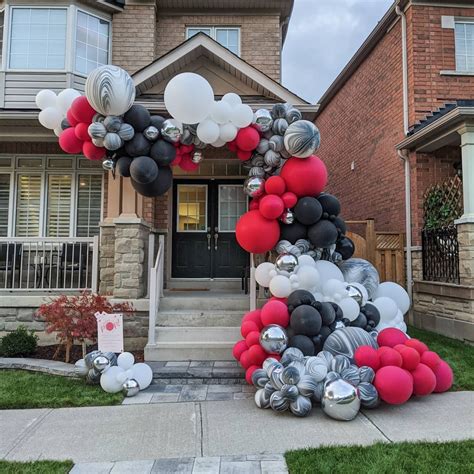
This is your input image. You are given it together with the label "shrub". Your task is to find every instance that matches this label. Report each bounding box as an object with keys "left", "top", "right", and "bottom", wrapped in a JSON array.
[{"left": 0, "top": 326, "right": 38, "bottom": 357}]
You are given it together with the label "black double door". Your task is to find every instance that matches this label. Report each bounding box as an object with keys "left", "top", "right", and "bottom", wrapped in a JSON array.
[{"left": 172, "top": 179, "right": 249, "bottom": 279}]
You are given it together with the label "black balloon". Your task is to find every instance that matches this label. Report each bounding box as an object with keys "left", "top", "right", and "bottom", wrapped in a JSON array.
[
  {"left": 294, "top": 197, "right": 323, "bottom": 226},
  {"left": 319, "top": 325, "right": 332, "bottom": 341},
  {"left": 287, "top": 290, "right": 315, "bottom": 312},
  {"left": 361, "top": 303, "right": 381, "bottom": 326},
  {"left": 318, "top": 193, "right": 341, "bottom": 216},
  {"left": 279, "top": 220, "right": 307, "bottom": 244},
  {"left": 150, "top": 139, "right": 176, "bottom": 166},
  {"left": 116, "top": 156, "right": 132, "bottom": 177},
  {"left": 123, "top": 105, "right": 151, "bottom": 132},
  {"left": 125, "top": 133, "right": 151, "bottom": 157},
  {"left": 351, "top": 313, "right": 368, "bottom": 329},
  {"left": 61, "top": 118, "right": 70, "bottom": 130},
  {"left": 319, "top": 302, "right": 336, "bottom": 326},
  {"left": 312, "top": 334, "right": 324, "bottom": 353},
  {"left": 131, "top": 165, "right": 173, "bottom": 197},
  {"left": 150, "top": 115, "right": 165, "bottom": 131},
  {"left": 308, "top": 220, "right": 338, "bottom": 248},
  {"left": 333, "top": 216, "right": 347, "bottom": 234},
  {"left": 290, "top": 305, "right": 322, "bottom": 336},
  {"left": 288, "top": 335, "right": 314, "bottom": 356},
  {"left": 331, "top": 303, "right": 344, "bottom": 321},
  {"left": 336, "top": 236, "right": 355, "bottom": 260},
  {"left": 129, "top": 156, "right": 158, "bottom": 184}
]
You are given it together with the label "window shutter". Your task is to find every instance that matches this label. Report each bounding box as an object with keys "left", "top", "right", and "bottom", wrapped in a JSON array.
[
  {"left": 76, "top": 174, "right": 102, "bottom": 237},
  {"left": 0, "top": 174, "right": 10, "bottom": 237},
  {"left": 47, "top": 174, "right": 72, "bottom": 237},
  {"left": 16, "top": 174, "right": 41, "bottom": 237}
]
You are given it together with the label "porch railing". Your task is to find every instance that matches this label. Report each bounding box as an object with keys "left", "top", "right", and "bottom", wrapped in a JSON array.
[
  {"left": 148, "top": 235, "right": 165, "bottom": 345},
  {"left": 0, "top": 236, "right": 99, "bottom": 292}
]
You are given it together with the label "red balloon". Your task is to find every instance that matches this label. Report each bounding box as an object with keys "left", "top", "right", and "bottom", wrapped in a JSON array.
[
  {"left": 393, "top": 344, "right": 408, "bottom": 353},
  {"left": 354, "top": 346, "right": 380, "bottom": 371},
  {"left": 248, "top": 344, "right": 267, "bottom": 366},
  {"left": 265, "top": 176, "right": 286, "bottom": 196},
  {"left": 377, "top": 346, "right": 392, "bottom": 356},
  {"left": 236, "top": 210, "right": 280, "bottom": 253},
  {"left": 377, "top": 328, "right": 409, "bottom": 348},
  {"left": 281, "top": 192, "right": 298, "bottom": 209},
  {"left": 259, "top": 195, "right": 284, "bottom": 220},
  {"left": 239, "top": 350, "right": 253, "bottom": 369},
  {"left": 245, "top": 365, "right": 260, "bottom": 384},
  {"left": 74, "top": 122, "right": 92, "bottom": 142},
  {"left": 180, "top": 144, "right": 194, "bottom": 154},
  {"left": 280, "top": 156, "right": 327, "bottom": 197},
  {"left": 59, "top": 127, "right": 83, "bottom": 154},
  {"left": 179, "top": 154, "right": 199, "bottom": 172},
  {"left": 242, "top": 309, "right": 263, "bottom": 329},
  {"left": 227, "top": 140, "right": 238, "bottom": 152},
  {"left": 70, "top": 96, "right": 96, "bottom": 124},
  {"left": 261, "top": 300, "right": 290, "bottom": 327},
  {"left": 249, "top": 200, "right": 259, "bottom": 210},
  {"left": 82, "top": 141, "right": 105, "bottom": 161},
  {"left": 411, "top": 363, "right": 436, "bottom": 396},
  {"left": 404, "top": 338, "right": 429, "bottom": 355},
  {"left": 432, "top": 360, "right": 453, "bottom": 393},
  {"left": 235, "top": 126, "right": 260, "bottom": 151},
  {"left": 232, "top": 340, "right": 248, "bottom": 361},
  {"left": 400, "top": 346, "right": 420, "bottom": 371},
  {"left": 420, "top": 351, "right": 441, "bottom": 371},
  {"left": 241, "top": 320, "right": 259, "bottom": 338},
  {"left": 379, "top": 347, "right": 403, "bottom": 368},
  {"left": 245, "top": 331, "right": 261, "bottom": 348},
  {"left": 236, "top": 149, "right": 252, "bottom": 161},
  {"left": 66, "top": 108, "right": 79, "bottom": 127},
  {"left": 374, "top": 366, "right": 413, "bottom": 405},
  {"left": 171, "top": 155, "right": 182, "bottom": 166}
]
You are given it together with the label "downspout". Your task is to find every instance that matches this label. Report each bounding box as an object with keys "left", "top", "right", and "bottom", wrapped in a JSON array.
[{"left": 395, "top": 1, "right": 413, "bottom": 302}]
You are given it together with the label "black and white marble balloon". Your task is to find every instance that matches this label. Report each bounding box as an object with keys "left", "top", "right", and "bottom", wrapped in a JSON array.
[
  {"left": 339, "top": 258, "right": 380, "bottom": 300},
  {"left": 323, "top": 327, "right": 378, "bottom": 361},
  {"left": 284, "top": 120, "right": 321, "bottom": 158}
]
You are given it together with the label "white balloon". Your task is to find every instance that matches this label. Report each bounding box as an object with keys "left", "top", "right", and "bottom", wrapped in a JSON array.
[
  {"left": 211, "top": 100, "right": 232, "bottom": 124},
  {"left": 255, "top": 262, "right": 275, "bottom": 287},
  {"left": 394, "top": 309, "right": 404, "bottom": 324},
  {"left": 38, "top": 107, "right": 62, "bottom": 130},
  {"left": 398, "top": 321, "right": 408, "bottom": 333},
  {"left": 100, "top": 366, "right": 125, "bottom": 393},
  {"left": 322, "top": 278, "right": 346, "bottom": 297},
  {"left": 126, "top": 368, "right": 134, "bottom": 378},
  {"left": 289, "top": 274, "right": 299, "bottom": 282},
  {"left": 315, "top": 260, "right": 344, "bottom": 282},
  {"left": 35, "top": 89, "right": 57, "bottom": 110},
  {"left": 338, "top": 297, "right": 360, "bottom": 322},
  {"left": 372, "top": 297, "right": 398, "bottom": 323},
  {"left": 211, "top": 137, "right": 226, "bottom": 148},
  {"left": 222, "top": 92, "right": 242, "bottom": 108},
  {"left": 57, "top": 88, "right": 81, "bottom": 113},
  {"left": 230, "top": 104, "right": 253, "bottom": 128},
  {"left": 297, "top": 255, "right": 316, "bottom": 267},
  {"left": 296, "top": 265, "right": 320, "bottom": 291},
  {"left": 219, "top": 123, "right": 238, "bottom": 142},
  {"left": 116, "top": 372, "right": 128, "bottom": 384},
  {"left": 131, "top": 363, "right": 153, "bottom": 390},
  {"left": 269, "top": 275, "right": 292, "bottom": 298},
  {"left": 53, "top": 127, "right": 63, "bottom": 138},
  {"left": 312, "top": 292, "right": 324, "bottom": 301},
  {"left": 197, "top": 119, "right": 220, "bottom": 144},
  {"left": 375, "top": 282, "right": 410, "bottom": 315},
  {"left": 117, "top": 352, "right": 135, "bottom": 370},
  {"left": 164, "top": 72, "right": 214, "bottom": 124}
]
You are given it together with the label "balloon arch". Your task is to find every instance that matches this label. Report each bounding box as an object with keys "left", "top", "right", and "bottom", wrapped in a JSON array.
[{"left": 36, "top": 65, "right": 453, "bottom": 419}]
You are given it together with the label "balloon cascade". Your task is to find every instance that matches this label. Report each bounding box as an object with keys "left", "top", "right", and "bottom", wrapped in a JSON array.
[{"left": 74, "top": 350, "right": 153, "bottom": 397}]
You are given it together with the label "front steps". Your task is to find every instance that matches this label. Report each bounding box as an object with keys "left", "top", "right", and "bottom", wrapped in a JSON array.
[{"left": 145, "top": 292, "right": 249, "bottom": 361}]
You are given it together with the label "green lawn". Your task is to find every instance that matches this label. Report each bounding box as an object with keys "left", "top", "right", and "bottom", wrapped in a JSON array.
[
  {"left": 0, "top": 370, "right": 123, "bottom": 409},
  {"left": 285, "top": 440, "right": 474, "bottom": 474},
  {"left": 0, "top": 460, "right": 73, "bottom": 474},
  {"left": 408, "top": 326, "right": 474, "bottom": 391}
]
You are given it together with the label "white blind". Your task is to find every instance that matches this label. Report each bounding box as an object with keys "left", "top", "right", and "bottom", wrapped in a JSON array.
[
  {"left": 455, "top": 22, "right": 474, "bottom": 72},
  {"left": 76, "top": 174, "right": 101, "bottom": 236},
  {"left": 16, "top": 174, "right": 41, "bottom": 237},
  {"left": 0, "top": 174, "right": 9, "bottom": 237},
  {"left": 47, "top": 174, "right": 72, "bottom": 237}
]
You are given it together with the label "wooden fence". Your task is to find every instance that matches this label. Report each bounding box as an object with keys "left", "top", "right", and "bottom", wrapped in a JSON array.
[{"left": 346, "top": 220, "right": 405, "bottom": 287}]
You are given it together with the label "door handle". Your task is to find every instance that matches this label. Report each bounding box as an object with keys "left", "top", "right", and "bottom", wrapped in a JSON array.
[
  {"left": 207, "top": 233, "right": 211, "bottom": 251},
  {"left": 214, "top": 232, "right": 218, "bottom": 250}
]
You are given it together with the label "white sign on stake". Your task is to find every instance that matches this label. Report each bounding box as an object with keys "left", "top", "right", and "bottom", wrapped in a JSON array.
[{"left": 95, "top": 312, "right": 124, "bottom": 353}]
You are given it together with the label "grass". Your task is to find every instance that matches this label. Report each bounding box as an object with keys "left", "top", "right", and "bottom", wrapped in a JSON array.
[
  {"left": 408, "top": 326, "right": 474, "bottom": 391},
  {"left": 0, "top": 460, "right": 73, "bottom": 474},
  {"left": 285, "top": 440, "right": 474, "bottom": 474},
  {"left": 0, "top": 370, "right": 123, "bottom": 409}
]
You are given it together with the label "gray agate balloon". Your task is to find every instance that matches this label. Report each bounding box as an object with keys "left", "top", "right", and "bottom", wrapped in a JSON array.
[
  {"left": 103, "top": 132, "right": 123, "bottom": 151},
  {"left": 341, "top": 366, "right": 361, "bottom": 387},
  {"left": 260, "top": 325, "right": 288, "bottom": 355},
  {"left": 251, "top": 368, "right": 269, "bottom": 388},
  {"left": 281, "top": 384, "right": 299, "bottom": 401},
  {"left": 249, "top": 166, "right": 265, "bottom": 178},
  {"left": 280, "top": 347, "right": 304, "bottom": 366},
  {"left": 285, "top": 107, "right": 302, "bottom": 124},
  {"left": 243, "top": 176, "right": 265, "bottom": 198},
  {"left": 305, "top": 357, "right": 328, "bottom": 382},
  {"left": 253, "top": 109, "right": 273, "bottom": 132},
  {"left": 270, "top": 391, "right": 290, "bottom": 411},
  {"left": 272, "top": 118, "right": 289, "bottom": 135},
  {"left": 330, "top": 354, "right": 350, "bottom": 374},
  {"left": 85, "top": 65, "right": 135, "bottom": 116},
  {"left": 358, "top": 382, "right": 379, "bottom": 408},
  {"left": 180, "top": 128, "right": 194, "bottom": 145},
  {"left": 102, "top": 158, "right": 115, "bottom": 171},
  {"left": 323, "top": 327, "right": 378, "bottom": 362},
  {"left": 255, "top": 388, "right": 271, "bottom": 409},
  {"left": 88, "top": 122, "right": 107, "bottom": 139},
  {"left": 281, "top": 366, "right": 301, "bottom": 385},
  {"left": 104, "top": 115, "right": 122, "bottom": 132},
  {"left": 322, "top": 379, "right": 360, "bottom": 421},
  {"left": 275, "top": 253, "right": 298, "bottom": 272},
  {"left": 86, "top": 368, "right": 101, "bottom": 385},
  {"left": 359, "top": 366, "right": 375, "bottom": 383},
  {"left": 256, "top": 138, "right": 270, "bottom": 155},
  {"left": 284, "top": 120, "right": 321, "bottom": 158},
  {"left": 264, "top": 149, "right": 281, "bottom": 167},
  {"left": 297, "top": 375, "right": 320, "bottom": 397},
  {"left": 339, "top": 258, "right": 380, "bottom": 300},
  {"left": 118, "top": 123, "right": 135, "bottom": 141},
  {"left": 271, "top": 103, "right": 289, "bottom": 120},
  {"left": 290, "top": 395, "right": 312, "bottom": 417},
  {"left": 122, "top": 378, "right": 140, "bottom": 397},
  {"left": 269, "top": 135, "right": 285, "bottom": 152}
]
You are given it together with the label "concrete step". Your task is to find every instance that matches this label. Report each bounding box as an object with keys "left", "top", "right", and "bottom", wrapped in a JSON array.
[
  {"left": 157, "top": 310, "right": 243, "bottom": 327},
  {"left": 159, "top": 293, "right": 249, "bottom": 312},
  {"left": 145, "top": 327, "right": 241, "bottom": 361}
]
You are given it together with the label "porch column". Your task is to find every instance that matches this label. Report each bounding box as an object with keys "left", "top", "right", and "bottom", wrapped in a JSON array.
[{"left": 456, "top": 125, "right": 474, "bottom": 286}]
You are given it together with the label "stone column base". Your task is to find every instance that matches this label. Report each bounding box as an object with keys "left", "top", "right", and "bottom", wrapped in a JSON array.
[{"left": 456, "top": 221, "right": 474, "bottom": 286}]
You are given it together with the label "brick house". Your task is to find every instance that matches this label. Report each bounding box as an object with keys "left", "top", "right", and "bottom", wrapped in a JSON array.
[
  {"left": 0, "top": 0, "right": 317, "bottom": 358},
  {"left": 315, "top": 0, "right": 474, "bottom": 341}
]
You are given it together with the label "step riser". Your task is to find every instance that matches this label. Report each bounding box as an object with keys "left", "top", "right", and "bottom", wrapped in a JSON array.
[
  {"left": 157, "top": 312, "right": 243, "bottom": 327},
  {"left": 155, "top": 327, "right": 241, "bottom": 343},
  {"left": 145, "top": 346, "right": 235, "bottom": 361},
  {"left": 159, "top": 298, "right": 249, "bottom": 312}
]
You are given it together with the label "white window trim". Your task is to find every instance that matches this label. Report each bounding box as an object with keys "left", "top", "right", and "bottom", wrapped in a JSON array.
[
  {"left": 0, "top": 155, "right": 103, "bottom": 238},
  {"left": 186, "top": 26, "right": 241, "bottom": 56},
  {"left": 454, "top": 19, "right": 474, "bottom": 73}
]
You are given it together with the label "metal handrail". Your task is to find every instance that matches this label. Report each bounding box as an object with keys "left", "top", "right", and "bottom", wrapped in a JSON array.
[
  {"left": 250, "top": 253, "right": 256, "bottom": 311},
  {"left": 148, "top": 234, "right": 165, "bottom": 345}
]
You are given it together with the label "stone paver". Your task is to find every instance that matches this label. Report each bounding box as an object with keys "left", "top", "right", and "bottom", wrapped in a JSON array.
[
  {"left": 152, "top": 457, "right": 194, "bottom": 473},
  {"left": 70, "top": 462, "right": 114, "bottom": 474},
  {"left": 111, "top": 460, "right": 155, "bottom": 474},
  {"left": 151, "top": 392, "right": 180, "bottom": 403},
  {"left": 191, "top": 457, "right": 220, "bottom": 474},
  {"left": 179, "top": 385, "right": 208, "bottom": 402},
  {"left": 0, "top": 357, "right": 76, "bottom": 377}
]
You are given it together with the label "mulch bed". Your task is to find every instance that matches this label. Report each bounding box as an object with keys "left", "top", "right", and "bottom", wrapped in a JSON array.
[{"left": 31, "top": 344, "right": 144, "bottom": 364}]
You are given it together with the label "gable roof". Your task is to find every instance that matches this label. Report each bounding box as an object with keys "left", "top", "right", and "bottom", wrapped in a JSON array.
[{"left": 132, "top": 33, "right": 316, "bottom": 117}]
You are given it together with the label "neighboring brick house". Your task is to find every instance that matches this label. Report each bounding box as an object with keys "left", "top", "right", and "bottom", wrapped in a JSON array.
[
  {"left": 0, "top": 0, "right": 316, "bottom": 356},
  {"left": 315, "top": 0, "right": 474, "bottom": 341}
]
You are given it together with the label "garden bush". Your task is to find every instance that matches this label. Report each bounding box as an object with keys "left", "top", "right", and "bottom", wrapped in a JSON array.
[{"left": 0, "top": 326, "right": 38, "bottom": 357}]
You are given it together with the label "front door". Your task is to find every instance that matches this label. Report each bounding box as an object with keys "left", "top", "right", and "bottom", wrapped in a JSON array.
[{"left": 172, "top": 180, "right": 248, "bottom": 279}]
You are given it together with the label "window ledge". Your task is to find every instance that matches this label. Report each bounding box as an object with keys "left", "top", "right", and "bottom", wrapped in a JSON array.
[{"left": 440, "top": 70, "right": 474, "bottom": 76}]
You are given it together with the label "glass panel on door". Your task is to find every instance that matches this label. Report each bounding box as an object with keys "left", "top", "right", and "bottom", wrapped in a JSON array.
[
  {"left": 218, "top": 185, "right": 247, "bottom": 232},
  {"left": 177, "top": 184, "right": 207, "bottom": 232}
]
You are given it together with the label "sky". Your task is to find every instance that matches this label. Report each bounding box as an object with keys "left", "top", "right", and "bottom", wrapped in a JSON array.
[{"left": 282, "top": 0, "right": 394, "bottom": 103}]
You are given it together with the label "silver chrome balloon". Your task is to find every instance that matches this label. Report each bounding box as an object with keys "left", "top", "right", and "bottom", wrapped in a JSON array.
[
  {"left": 279, "top": 209, "right": 295, "bottom": 225},
  {"left": 243, "top": 176, "right": 265, "bottom": 198},
  {"left": 346, "top": 284, "right": 364, "bottom": 306},
  {"left": 161, "top": 119, "right": 182, "bottom": 143},
  {"left": 84, "top": 350, "right": 102, "bottom": 369},
  {"left": 192, "top": 151, "right": 203, "bottom": 164},
  {"left": 122, "top": 378, "right": 140, "bottom": 397},
  {"left": 275, "top": 252, "right": 298, "bottom": 273},
  {"left": 92, "top": 355, "right": 110, "bottom": 373},
  {"left": 144, "top": 125, "right": 159, "bottom": 141},
  {"left": 74, "top": 359, "right": 89, "bottom": 378},
  {"left": 321, "top": 379, "right": 361, "bottom": 421},
  {"left": 102, "top": 158, "right": 115, "bottom": 171},
  {"left": 260, "top": 324, "right": 288, "bottom": 355},
  {"left": 253, "top": 109, "right": 273, "bottom": 132}
]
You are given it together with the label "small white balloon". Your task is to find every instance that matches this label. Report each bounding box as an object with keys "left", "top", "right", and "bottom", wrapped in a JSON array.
[
  {"left": 38, "top": 107, "right": 63, "bottom": 130},
  {"left": 269, "top": 269, "right": 278, "bottom": 278},
  {"left": 394, "top": 309, "right": 404, "bottom": 324},
  {"left": 338, "top": 297, "right": 360, "bottom": 322},
  {"left": 297, "top": 255, "right": 316, "bottom": 267},
  {"left": 398, "top": 321, "right": 408, "bottom": 333},
  {"left": 219, "top": 123, "right": 238, "bottom": 142},
  {"left": 116, "top": 372, "right": 128, "bottom": 384},
  {"left": 117, "top": 352, "right": 135, "bottom": 370},
  {"left": 312, "top": 292, "right": 324, "bottom": 301},
  {"left": 222, "top": 92, "right": 242, "bottom": 108},
  {"left": 269, "top": 275, "right": 292, "bottom": 298},
  {"left": 372, "top": 297, "right": 399, "bottom": 323},
  {"left": 230, "top": 104, "right": 254, "bottom": 128},
  {"left": 296, "top": 265, "right": 320, "bottom": 291},
  {"left": 211, "top": 137, "right": 226, "bottom": 147},
  {"left": 53, "top": 127, "right": 63, "bottom": 138},
  {"left": 131, "top": 363, "right": 153, "bottom": 390},
  {"left": 57, "top": 88, "right": 81, "bottom": 113},
  {"left": 375, "top": 281, "right": 410, "bottom": 315},
  {"left": 315, "top": 260, "right": 344, "bottom": 282},
  {"left": 211, "top": 100, "right": 232, "bottom": 124},
  {"left": 197, "top": 119, "right": 220, "bottom": 144},
  {"left": 322, "top": 278, "right": 347, "bottom": 297},
  {"left": 35, "top": 89, "right": 57, "bottom": 110},
  {"left": 255, "top": 262, "right": 275, "bottom": 287},
  {"left": 100, "top": 366, "right": 125, "bottom": 393},
  {"left": 289, "top": 274, "right": 299, "bottom": 282}
]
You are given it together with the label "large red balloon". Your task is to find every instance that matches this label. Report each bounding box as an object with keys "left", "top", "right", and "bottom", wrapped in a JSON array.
[
  {"left": 261, "top": 300, "right": 290, "bottom": 327},
  {"left": 239, "top": 350, "right": 253, "bottom": 369},
  {"left": 70, "top": 96, "right": 96, "bottom": 124},
  {"left": 354, "top": 346, "right": 380, "bottom": 371},
  {"left": 404, "top": 338, "right": 428, "bottom": 355},
  {"left": 82, "top": 141, "right": 105, "bottom": 160},
  {"left": 236, "top": 210, "right": 280, "bottom": 253},
  {"left": 59, "top": 127, "right": 83, "bottom": 154},
  {"left": 374, "top": 366, "right": 413, "bottom": 405},
  {"left": 432, "top": 360, "right": 453, "bottom": 393},
  {"left": 377, "top": 328, "right": 409, "bottom": 348},
  {"left": 248, "top": 344, "right": 267, "bottom": 366},
  {"left": 280, "top": 156, "right": 327, "bottom": 197},
  {"left": 235, "top": 127, "right": 260, "bottom": 152},
  {"left": 399, "top": 346, "right": 420, "bottom": 371},
  {"left": 411, "top": 363, "right": 436, "bottom": 396},
  {"left": 265, "top": 176, "right": 286, "bottom": 196},
  {"left": 245, "top": 331, "right": 261, "bottom": 347},
  {"left": 379, "top": 347, "right": 403, "bottom": 368},
  {"left": 236, "top": 149, "right": 252, "bottom": 161},
  {"left": 420, "top": 351, "right": 441, "bottom": 371},
  {"left": 259, "top": 195, "right": 284, "bottom": 220},
  {"left": 241, "top": 320, "right": 259, "bottom": 338},
  {"left": 282, "top": 192, "right": 297, "bottom": 209},
  {"left": 242, "top": 309, "right": 263, "bottom": 329}
]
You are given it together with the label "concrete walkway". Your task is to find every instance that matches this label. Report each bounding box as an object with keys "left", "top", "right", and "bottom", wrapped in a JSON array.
[{"left": 1, "top": 392, "right": 473, "bottom": 471}]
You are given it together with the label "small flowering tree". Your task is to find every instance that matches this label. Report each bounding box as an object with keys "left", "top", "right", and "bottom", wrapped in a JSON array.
[{"left": 36, "top": 292, "right": 134, "bottom": 362}]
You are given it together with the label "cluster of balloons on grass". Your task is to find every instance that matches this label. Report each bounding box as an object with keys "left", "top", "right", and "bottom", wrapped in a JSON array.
[{"left": 74, "top": 350, "right": 152, "bottom": 397}]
